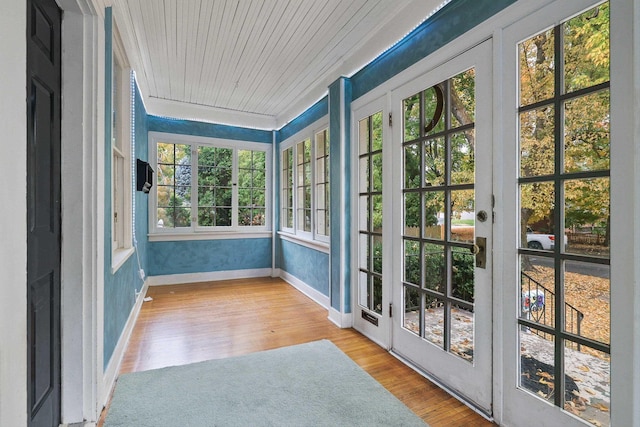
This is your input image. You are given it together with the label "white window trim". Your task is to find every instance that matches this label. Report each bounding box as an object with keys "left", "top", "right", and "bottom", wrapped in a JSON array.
[
  {"left": 148, "top": 131, "right": 272, "bottom": 237},
  {"left": 279, "top": 117, "right": 329, "bottom": 244},
  {"left": 111, "top": 22, "right": 133, "bottom": 272}
]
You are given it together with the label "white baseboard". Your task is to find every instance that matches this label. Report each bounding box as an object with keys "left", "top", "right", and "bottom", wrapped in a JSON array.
[
  {"left": 100, "top": 279, "right": 149, "bottom": 409},
  {"left": 279, "top": 271, "right": 330, "bottom": 309},
  {"left": 328, "top": 307, "right": 353, "bottom": 329},
  {"left": 147, "top": 268, "right": 274, "bottom": 286}
]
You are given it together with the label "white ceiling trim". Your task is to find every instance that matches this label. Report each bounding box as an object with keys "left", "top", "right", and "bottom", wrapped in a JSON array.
[{"left": 146, "top": 97, "right": 277, "bottom": 130}]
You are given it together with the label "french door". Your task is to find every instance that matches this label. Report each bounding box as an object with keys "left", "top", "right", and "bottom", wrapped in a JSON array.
[
  {"left": 352, "top": 97, "right": 392, "bottom": 348},
  {"left": 502, "top": 2, "right": 612, "bottom": 426},
  {"left": 390, "top": 41, "right": 494, "bottom": 414}
]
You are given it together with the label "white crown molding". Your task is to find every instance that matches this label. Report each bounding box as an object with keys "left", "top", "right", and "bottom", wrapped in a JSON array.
[{"left": 145, "top": 97, "right": 277, "bottom": 130}]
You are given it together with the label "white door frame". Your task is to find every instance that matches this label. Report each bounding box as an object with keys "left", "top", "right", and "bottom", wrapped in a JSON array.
[{"left": 58, "top": 0, "right": 103, "bottom": 424}]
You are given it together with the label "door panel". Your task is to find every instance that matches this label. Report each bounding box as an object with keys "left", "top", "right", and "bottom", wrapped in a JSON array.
[
  {"left": 27, "top": 0, "right": 62, "bottom": 425},
  {"left": 391, "top": 40, "right": 493, "bottom": 414},
  {"left": 352, "top": 97, "right": 391, "bottom": 348},
  {"left": 502, "top": 2, "right": 611, "bottom": 426}
]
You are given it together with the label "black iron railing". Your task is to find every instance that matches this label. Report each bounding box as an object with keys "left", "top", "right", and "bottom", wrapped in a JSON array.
[{"left": 521, "top": 272, "right": 584, "bottom": 349}]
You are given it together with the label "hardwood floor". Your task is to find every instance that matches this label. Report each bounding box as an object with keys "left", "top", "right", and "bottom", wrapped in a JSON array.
[{"left": 102, "top": 277, "right": 495, "bottom": 426}]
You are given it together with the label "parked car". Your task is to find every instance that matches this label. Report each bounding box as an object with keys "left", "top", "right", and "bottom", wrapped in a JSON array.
[{"left": 526, "top": 227, "right": 567, "bottom": 250}]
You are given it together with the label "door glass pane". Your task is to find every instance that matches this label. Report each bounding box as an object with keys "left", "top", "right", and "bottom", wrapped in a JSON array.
[
  {"left": 519, "top": 182, "right": 555, "bottom": 251},
  {"left": 451, "top": 247, "right": 474, "bottom": 303},
  {"left": 423, "top": 243, "right": 444, "bottom": 293},
  {"left": 520, "top": 327, "right": 556, "bottom": 400},
  {"left": 450, "top": 132, "right": 474, "bottom": 185},
  {"left": 423, "top": 295, "right": 445, "bottom": 349},
  {"left": 403, "top": 285, "right": 421, "bottom": 336},
  {"left": 520, "top": 106, "right": 555, "bottom": 178},
  {"left": 450, "top": 69, "right": 475, "bottom": 127},
  {"left": 564, "top": 343, "right": 610, "bottom": 426},
  {"left": 519, "top": 28, "right": 555, "bottom": 106},
  {"left": 516, "top": 4, "right": 610, "bottom": 423},
  {"left": 564, "top": 178, "right": 610, "bottom": 257},
  {"left": 424, "top": 84, "right": 445, "bottom": 135},
  {"left": 404, "top": 239, "right": 420, "bottom": 285},
  {"left": 403, "top": 93, "right": 421, "bottom": 142},
  {"left": 402, "top": 68, "right": 477, "bottom": 363},
  {"left": 520, "top": 255, "right": 556, "bottom": 329},
  {"left": 451, "top": 305, "right": 474, "bottom": 362},
  {"left": 564, "top": 261, "right": 610, "bottom": 345},
  {"left": 424, "top": 191, "right": 444, "bottom": 239},
  {"left": 450, "top": 190, "right": 474, "bottom": 243},
  {"left": 404, "top": 143, "right": 421, "bottom": 188},
  {"left": 564, "top": 91, "right": 610, "bottom": 173},
  {"left": 358, "top": 112, "right": 383, "bottom": 315},
  {"left": 424, "top": 138, "right": 445, "bottom": 186},
  {"left": 563, "top": 7, "right": 610, "bottom": 93}
]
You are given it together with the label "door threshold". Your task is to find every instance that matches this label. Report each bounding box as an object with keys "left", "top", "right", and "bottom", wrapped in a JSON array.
[{"left": 388, "top": 349, "right": 494, "bottom": 422}]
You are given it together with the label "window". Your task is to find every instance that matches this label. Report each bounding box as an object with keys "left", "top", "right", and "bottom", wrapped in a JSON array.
[
  {"left": 281, "top": 147, "right": 294, "bottom": 230},
  {"left": 279, "top": 122, "right": 329, "bottom": 243},
  {"left": 315, "top": 129, "right": 330, "bottom": 238},
  {"left": 111, "top": 24, "right": 133, "bottom": 269},
  {"left": 296, "top": 139, "right": 312, "bottom": 233},
  {"left": 516, "top": 3, "right": 610, "bottom": 425},
  {"left": 150, "top": 132, "right": 270, "bottom": 235}
]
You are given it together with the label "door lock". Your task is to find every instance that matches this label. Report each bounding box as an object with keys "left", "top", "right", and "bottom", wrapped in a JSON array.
[{"left": 471, "top": 237, "right": 487, "bottom": 269}]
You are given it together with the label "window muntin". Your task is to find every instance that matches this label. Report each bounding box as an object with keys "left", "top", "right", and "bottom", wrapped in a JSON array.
[
  {"left": 517, "top": 3, "right": 610, "bottom": 424},
  {"left": 151, "top": 134, "right": 270, "bottom": 233}
]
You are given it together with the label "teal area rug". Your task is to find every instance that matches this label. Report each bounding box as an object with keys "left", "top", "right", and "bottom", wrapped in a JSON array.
[{"left": 105, "top": 339, "right": 426, "bottom": 426}]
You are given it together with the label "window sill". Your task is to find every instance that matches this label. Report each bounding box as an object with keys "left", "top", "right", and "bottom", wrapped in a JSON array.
[
  {"left": 112, "top": 247, "right": 135, "bottom": 273},
  {"left": 277, "top": 231, "right": 330, "bottom": 253},
  {"left": 149, "top": 231, "right": 273, "bottom": 242}
]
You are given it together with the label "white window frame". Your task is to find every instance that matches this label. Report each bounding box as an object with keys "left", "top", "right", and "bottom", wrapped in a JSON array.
[
  {"left": 111, "top": 23, "right": 133, "bottom": 272},
  {"left": 278, "top": 118, "right": 329, "bottom": 248},
  {"left": 148, "top": 131, "right": 272, "bottom": 240}
]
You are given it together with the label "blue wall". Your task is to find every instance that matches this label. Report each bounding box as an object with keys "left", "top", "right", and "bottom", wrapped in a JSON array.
[
  {"left": 277, "top": 97, "right": 328, "bottom": 143},
  {"left": 350, "top": 0, "right": 516, "bottom": 100},
  {"left": 148, "top": 238, "right": 272, "bottom": 276},
  {"left": 103, "top": 9, "right": 148, "bottom": 369},
  {"left": 277, "top": 240, "right": 329, "bottom": 296},
  {"left": 148, "top": 115, "right": 272, "bottom": 143}
]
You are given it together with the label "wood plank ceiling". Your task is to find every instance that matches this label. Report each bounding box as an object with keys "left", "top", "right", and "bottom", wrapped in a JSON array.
[{"left": 113, "top": 0, "right": 449, "bottom": 129}]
